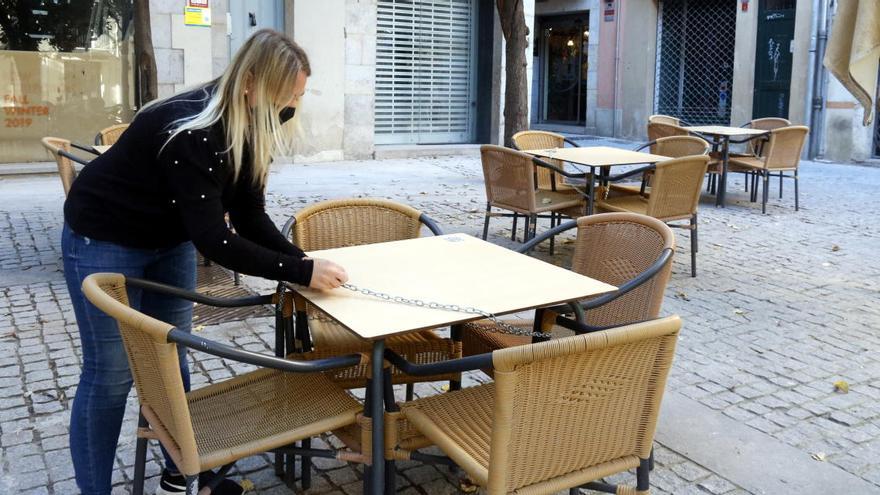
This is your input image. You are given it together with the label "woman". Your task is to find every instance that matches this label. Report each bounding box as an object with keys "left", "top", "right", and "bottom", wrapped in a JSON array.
[{"left": 62, "top": 29, "right": 347, "bottom": 494}]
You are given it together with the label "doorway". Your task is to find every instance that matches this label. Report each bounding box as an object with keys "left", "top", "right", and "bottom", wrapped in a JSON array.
[
  {"left": 534, "top": 13, "right": 589, "bottom": 125},
  {"left": 752, "top": 0, "right": 796, "bottom": 119}
]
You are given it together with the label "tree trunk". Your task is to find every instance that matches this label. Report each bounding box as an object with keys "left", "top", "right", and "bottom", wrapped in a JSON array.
[
  {"left": 133, "top": 0, "right": 158, "bottom": 106},
  {"left": 496, "top": 0, "right": 530, "bottom": 148}
]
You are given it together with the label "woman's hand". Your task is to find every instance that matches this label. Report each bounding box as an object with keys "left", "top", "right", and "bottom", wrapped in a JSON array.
[{"left": 308, "top": 257, "right": 349, "bottom": 290}]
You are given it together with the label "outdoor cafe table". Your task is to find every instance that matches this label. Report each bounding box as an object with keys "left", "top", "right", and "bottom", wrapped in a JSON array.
[
  {"left": 523, "top": 146, "right": 670, "bottom": 215},
  {"left": 92, "top": 145, "right": 112, "bottom": 154},
  {"left": 291, "top": 233, "right": 616, "bottom": 494},
  {"left": 683, "top": 126, "right": 769, "bottom": 207}
]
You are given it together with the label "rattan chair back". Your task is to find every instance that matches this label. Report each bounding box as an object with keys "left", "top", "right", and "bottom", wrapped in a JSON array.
[
  {"left": 648, "top": 114, "right": 681, "bottom": 126},
  {"left": 480, "top": 144, "right": 537, "bottom": 214},
  {"left": 571, "top": 213, "right": 674, "bottom": 327},
  {"left": 95, "top": 123, "right": 129, "bottom": 146},
  {"left": 644, "top": 155, "right": 710, "bottom": 220},
  {"left": 653, "top": 135, "right": 709, "bottom": 158},
  {"left": 487, "top": 316, "right": 680, "bottom": 493},
  {"left": 745, "top": 117, "right": 791, "bottom": 155},
  {"left": 81, "top": 273, "right": 200, "bottom": 474},
  {"left": 762, "top": 125, "right": 809, "bottom": 170},
  {"left": 647, "top": 122, "right": 689, "bottom": 153},
  {"left": 512, "top": 130, "right": 565, "bottom": 190},
  {"left": 291, "top": 198, "right": 424, "bottom": 251},
  {"left": 41, "top": 137, "right": 77, "bottom": 195}
]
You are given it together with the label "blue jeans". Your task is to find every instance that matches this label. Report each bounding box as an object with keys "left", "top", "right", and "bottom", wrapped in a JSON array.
[{"left": 62, "top": 223, "right": 196, "bottom": 495}]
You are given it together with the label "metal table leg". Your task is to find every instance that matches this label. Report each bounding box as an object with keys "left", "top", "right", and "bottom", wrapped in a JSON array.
[
  {"left": 718, "top": 137, "right": 730, "bottom": 207},
  {"left": 365, "top": 340, "right": 385, "bottom": 495},
  {"left": 587, "top": 166, "right": 596, "bottom": 215}
]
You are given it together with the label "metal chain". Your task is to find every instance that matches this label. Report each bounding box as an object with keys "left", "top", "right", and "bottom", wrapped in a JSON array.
[{"left": 341, "top": 283, "right": 551, "bottom": 339}]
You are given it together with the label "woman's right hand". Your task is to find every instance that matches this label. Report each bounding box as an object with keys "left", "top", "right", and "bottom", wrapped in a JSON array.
[{"left": 308, "top": 258, "right": 349, "bottom": 290}]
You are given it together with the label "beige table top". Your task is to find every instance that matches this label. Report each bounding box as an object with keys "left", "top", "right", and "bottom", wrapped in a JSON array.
[
  {"left": 684, "top": 125, "right": 769, "bottom": 137},
  {"left": 524, "top": 146, "right": 670, "bottom": 167},
  {"left": 93, "top": 145, "right": 112, "bottom": 154},
  {"left": 294, "top": 234, "right": 616, "bottom": 340}
]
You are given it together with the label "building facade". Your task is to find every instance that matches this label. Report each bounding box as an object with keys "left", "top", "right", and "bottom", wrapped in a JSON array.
[{"left": 1, "top": 0, "right": 877, "bottom": 165}]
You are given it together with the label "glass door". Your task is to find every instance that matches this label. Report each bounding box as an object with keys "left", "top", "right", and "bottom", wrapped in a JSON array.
[{"left": 537, "top": 14, "right": 589, "bottom": 125}]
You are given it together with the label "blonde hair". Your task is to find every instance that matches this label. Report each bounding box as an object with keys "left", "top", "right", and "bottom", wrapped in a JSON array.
[{"left": 149, "top": 29, "right": 310, "bottom": 187}]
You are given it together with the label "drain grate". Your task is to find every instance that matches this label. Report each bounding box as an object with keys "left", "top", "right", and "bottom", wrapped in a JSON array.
[{"left": 193, "top": 260, "right": 273, "bottom": 327}]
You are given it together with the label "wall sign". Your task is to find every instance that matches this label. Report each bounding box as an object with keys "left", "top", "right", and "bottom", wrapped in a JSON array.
[
  {"left": 184, "top": 6, "right": 211, "bottom": 27},
  {"left": 604, "top": 1, "right": 615, "bottom": 22}
]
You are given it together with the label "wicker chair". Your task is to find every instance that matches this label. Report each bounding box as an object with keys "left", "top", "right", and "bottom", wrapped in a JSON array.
[
  {"left": 596, "top": 155, "right": 709, "bottom": 277},
  {"left": 612, "top": 136, "right": 710, "bottom": 196},
  {"left": 462, "top": 213, "right": 674, "bottom": 361},
  {"left": 480, "top": 144, "right": 586, "bottom": 247},
  {"left": 646, "top": 121, "right": 689, "bottom": 146},
  {"left": 41, "top": 137, "right": 92, "bottom": 196},
  {"left": 390, "top": 316, "right": 682, "bottom": 495},
  {"left": 278, "top": 198, "right": 461, "bottom": 395},
  {"left": 728, "top": 125, "right": 808, "bottom": 214},
  {"left": 512, "top": 130, "right": 582, "bottom": 193},
  {"left": 94, "top": 123, "right": 130, "bottom": 146},
  {"left": 648, "top": 114, "right": 682, "bottom": 126},
  {"left": 81, "top": 273, "right": 364, "bottom": 495}
]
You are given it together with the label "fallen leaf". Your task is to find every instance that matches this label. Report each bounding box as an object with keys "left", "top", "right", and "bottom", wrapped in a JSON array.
[
  {"left": 833, "top": 380, "right": 849, "bottom": 393},
  {"left": 194, "top": 325, "right": 206, "bottom": 333},
  {"left": 440, "top": 384, "right": 450, "bottom": 392},
  {"left": 240, "top": 479, "right": 255, "bottom": 492},
  {"left": 459, "top": 477, "right": 479, "bottom": 493},
  {"left": 541, "top": 197, "right": 552, "bottom": 205},
  {"left": 734, "top": 309, "right": 745, "bottom": 316},
  {"left": 674, "top": 291, "right": 690, "bottom": 301},
  {"left": 811, "top": 452, "right": 826, "bottom": 462},
  {"left": 831, "top": 245, "right": 840, "bottom": 252}
]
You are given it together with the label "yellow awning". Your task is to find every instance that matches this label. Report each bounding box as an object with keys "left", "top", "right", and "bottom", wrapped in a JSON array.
[{"left": 823, "top": 0, "right": 880, "bottom": 125}]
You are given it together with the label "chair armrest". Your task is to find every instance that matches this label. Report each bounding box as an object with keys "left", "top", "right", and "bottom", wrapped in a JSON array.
[
  {"left": 419, "top": 213, "right": 444, "bottom": 235},
  {"left": 70, "top": 142, "right": 99, "bottom": 155},
  {"left": 633, "top": 141, "right": 656, "bottom": 152},
  {"left": 126, "top": 277, "right": 274, "bottom": 308},
  {"left": 57, "top": 149, "right": 91, "bottom": 166},
  {"left": 517, "top": 220, "right": 579, "bottom": 254},
  {"left": 531, "top": 157, "right": 587, "bottom": 179},
  {"left": 604, "top": 164, "right": 657, "bottom": 182},
  {"left": 384, "top": 348, "right": 493, "bottom": 376},
  {"left": 167, "top": 328, "right": 362, "bottom": 372},
  {"left": 281, "top": 216, "right": 296, "bottom": 239},
  {"left": 563, "top": 137, "right": 581, "bottom": 148}
]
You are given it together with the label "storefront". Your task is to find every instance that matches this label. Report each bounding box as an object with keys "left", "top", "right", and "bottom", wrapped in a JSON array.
[{"left": 0, "top": 0, "right": 136, "bottom": 163}]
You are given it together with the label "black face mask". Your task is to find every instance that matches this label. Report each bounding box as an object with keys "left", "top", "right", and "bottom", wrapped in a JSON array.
[{"left": 279, "top": 106, "right": 296, "bottom": 124}]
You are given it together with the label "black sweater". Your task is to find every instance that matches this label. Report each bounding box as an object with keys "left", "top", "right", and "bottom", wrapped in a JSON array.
[{"left": 64, "top": 85, "right": 314, "bottom": 286}]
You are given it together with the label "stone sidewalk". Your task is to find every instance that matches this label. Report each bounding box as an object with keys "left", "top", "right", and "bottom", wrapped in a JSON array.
[{"left": 1, "top": 139, "right": 879, "bottom": 494}]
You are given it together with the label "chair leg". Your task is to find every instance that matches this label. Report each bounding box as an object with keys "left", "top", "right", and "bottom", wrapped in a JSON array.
[
  {"left": 762, "top": 170, "right": 769, "bottom": 214},
  {"left": 405, "top": 383, "right": 414, "bottom": 401},
  {"left": 794, "top": 169, "right": 799, "bottom": 211},
  {"left": 649, "top": 446, "right": 655, "bottom": 471},
  {"left": 510, "top": 212, "right": 518, "bottom": 241},
  {"left": 751, "top": 172, "right": 759, "bottom": 202},
  {"left": 301, "top": 437, "right": 312, "bottom": 489},
  {"left": 482, "top": 203, "right": 491, "bottom": 240},
  {"left": 690, "top": 214, "right": 698, "bottom": 278},
  {"left": 779, "top": 171, "right": 784, "bottom": 198},
  {"left": 529, "top": 214, "right": 538, "bottom": 241},
  {"left": 549, "top": 213, "right": 556, "bottom": 255},
  {"left": 185, "top": 475, "right": 198, "bottom": 495},
  {"left": 132, "top": 413, "right": 148, "bottom": 495},
  {"left": 636, "top": 457, "right": 650, "bottom": 493},
  {"left": 233, "top": 271, "right": 240, "bottom": 286}
]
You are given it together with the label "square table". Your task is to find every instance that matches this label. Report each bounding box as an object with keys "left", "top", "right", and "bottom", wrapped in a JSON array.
[
  {"left": 92, "top": 145, "right": 112, "bottom": 154},
  {"left": 292, "top": 233, "right": 616, "bottom": 494},
  {"left": 684, "top": 126, "right": 769, "bottom": 207},
  {"left": 524, "top": 146, "right": 670, "bottom": 214}
]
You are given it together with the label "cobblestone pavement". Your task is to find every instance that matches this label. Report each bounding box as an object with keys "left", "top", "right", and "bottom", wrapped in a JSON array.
[{"left": 1, "top": 141, "right": 879, "bottom": 494}]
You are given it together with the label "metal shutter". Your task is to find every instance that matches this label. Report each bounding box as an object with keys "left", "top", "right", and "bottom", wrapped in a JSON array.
[{"left": 375, "top": 0, "right": 476, "bottom": 145}]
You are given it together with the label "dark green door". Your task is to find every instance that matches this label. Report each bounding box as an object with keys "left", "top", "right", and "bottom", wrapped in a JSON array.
[{"left": 753, "top": 0, "right": 796, "bottom": 119}]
